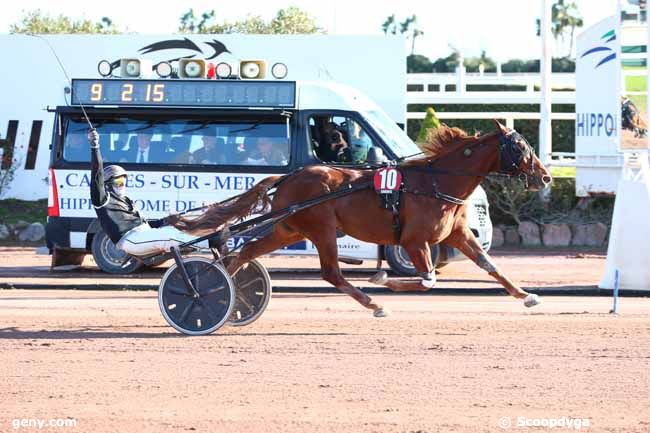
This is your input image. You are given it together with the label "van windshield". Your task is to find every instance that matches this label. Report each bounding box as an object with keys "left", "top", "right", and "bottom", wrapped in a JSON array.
[
  {"left": 362, "top": 110, "right": 421, "bottom": 159},
  {"left": 63, "top": 117, "right": 290, "bottom": 166}
]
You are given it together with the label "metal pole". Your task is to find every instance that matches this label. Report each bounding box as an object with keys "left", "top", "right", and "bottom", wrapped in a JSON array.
[
  {"left": 456, "top": 53, "right": 466, "bottom": 94},
  {"left": 646, "top": 0, "right": 650, "bottom": 153},
  {"left": 610, "top": 269, "right": 619, "bottom": 314},
  {"left": 539, "top": 0, "right": 553, "bottom": 166}
]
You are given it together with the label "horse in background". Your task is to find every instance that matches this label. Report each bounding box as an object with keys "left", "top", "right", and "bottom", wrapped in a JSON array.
[{"left": 622, "top": 96, "right": 647, "bottom": 138}]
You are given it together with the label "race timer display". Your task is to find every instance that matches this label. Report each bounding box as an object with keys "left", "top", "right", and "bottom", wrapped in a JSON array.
[{"left": 71, "top": 79, "right": 296, "bottom": 108}]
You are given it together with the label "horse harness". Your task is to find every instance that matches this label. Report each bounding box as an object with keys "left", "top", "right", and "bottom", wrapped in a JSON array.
[
  {"left": 264, "top": 130, "right": 533, "bottom": 245},
  {"left": 373, "top": 166, "right": 466, "bottom": 244},
  {"left": 374, "top": 130, "right": 534, "bottom": 242}
]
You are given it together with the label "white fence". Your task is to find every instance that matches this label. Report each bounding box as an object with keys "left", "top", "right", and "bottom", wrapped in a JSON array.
[
  {"left": 406, "top": 69, "right": 644, "bottom": 166},
  {"left": 407, "top": 72, "right": 576, "bottom": 104}
]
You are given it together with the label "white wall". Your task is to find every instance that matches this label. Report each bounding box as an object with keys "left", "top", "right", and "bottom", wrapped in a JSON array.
[{"left": 0, "top": 34, "right": 406, "bottom": 200}]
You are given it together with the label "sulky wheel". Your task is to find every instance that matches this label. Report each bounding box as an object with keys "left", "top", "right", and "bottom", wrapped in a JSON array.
[
  {"left": 227, "top": 259, "right": 272, "bottom": 326},
  {"left": 158, "top": 256, "right": 235, "bottom": 336}
]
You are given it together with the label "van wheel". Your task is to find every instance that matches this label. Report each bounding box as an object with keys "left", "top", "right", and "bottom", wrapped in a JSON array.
[
  {"left": 385, "top": 244, "right": 440, "bottom": 277},
  {"left": 91, "top": 231, "right": 142, "bottom": 274}
]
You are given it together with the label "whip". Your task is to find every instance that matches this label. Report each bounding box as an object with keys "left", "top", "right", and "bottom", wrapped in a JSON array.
[{"left": 27, "top": 34, "right": 95, "bottom": 130}]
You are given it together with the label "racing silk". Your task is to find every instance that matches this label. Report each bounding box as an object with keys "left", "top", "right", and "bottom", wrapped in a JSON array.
[{"left": 90, "top": 146, "right": 148, "bottom": 243}]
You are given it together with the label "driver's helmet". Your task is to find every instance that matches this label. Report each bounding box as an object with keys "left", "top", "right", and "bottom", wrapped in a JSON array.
[{"left": 103, "top": 165, "right": 127, "bottom": 183}]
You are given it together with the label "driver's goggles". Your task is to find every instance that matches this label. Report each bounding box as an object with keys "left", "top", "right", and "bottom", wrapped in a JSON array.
[{"left": 111, "top": 178, "right": 126, "bottom": 188}]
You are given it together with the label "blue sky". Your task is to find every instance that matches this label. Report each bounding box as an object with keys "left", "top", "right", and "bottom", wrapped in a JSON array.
[{"left": 1, "top": 0, "right": 620, "bottom": 60}]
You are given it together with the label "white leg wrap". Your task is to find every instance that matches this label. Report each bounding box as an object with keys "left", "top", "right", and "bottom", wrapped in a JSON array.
[
  {"left": 420, "top": 272, "right": 436, "bottom": 288},
  {"left": 421, "top": 278, "right": 436, "bottom": 288},
  {"left": 524, "top": 294, "right": 541, "bottom": 308},
  {"left": 477, "top": 253, "right": 497, "bottom": 274}
]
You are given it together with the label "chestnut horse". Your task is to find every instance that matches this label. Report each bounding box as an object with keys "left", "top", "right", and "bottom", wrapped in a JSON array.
[{"left": 171, "top": 121, "right": 552, "bottom": 317}]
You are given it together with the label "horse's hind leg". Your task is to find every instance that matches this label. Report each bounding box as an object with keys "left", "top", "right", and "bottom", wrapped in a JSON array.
[
  {"left": 310, "top": 231, "right": 388, "bottom": 317},
  {"left": 445, "top": 226, "right": 540, "bottom": 308},
  {"left": 369, "top": 240, "right": 436, "bottom": 292},
  {"left": 225, "top": 224, "right": 304, "bottom": 276}
]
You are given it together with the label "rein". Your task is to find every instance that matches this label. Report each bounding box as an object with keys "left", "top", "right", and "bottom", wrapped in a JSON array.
[{"left": 399, "top": 131, "right": 535, "bottom": 205}]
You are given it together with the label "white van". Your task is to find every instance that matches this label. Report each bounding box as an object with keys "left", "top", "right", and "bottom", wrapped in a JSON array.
[{"left": 45, "top": 66, "right": 492, "bottom": 274}]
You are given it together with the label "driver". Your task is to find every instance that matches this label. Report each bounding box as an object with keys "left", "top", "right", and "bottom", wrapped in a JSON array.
[{"left": 89, "top": 129, "right": 206, "bottom": 257}]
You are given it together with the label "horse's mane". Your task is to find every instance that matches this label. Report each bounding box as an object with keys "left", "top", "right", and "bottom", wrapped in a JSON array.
[{"left": 402, "top": 124, "right": 481, "bottom": 166}]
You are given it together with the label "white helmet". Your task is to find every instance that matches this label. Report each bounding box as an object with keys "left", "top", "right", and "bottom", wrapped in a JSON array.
[{"left": 103, "top": 165, "right": 127, "bottom": 183}]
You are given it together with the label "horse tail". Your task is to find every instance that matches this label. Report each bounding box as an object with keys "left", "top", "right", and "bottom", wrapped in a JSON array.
[{"left": 169, "top": 176, "right": 282, "bottom": 235}]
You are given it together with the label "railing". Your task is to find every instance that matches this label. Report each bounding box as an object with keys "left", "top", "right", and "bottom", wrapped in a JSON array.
[
  {"left": 406, "top": 69, "right": 642, "bottom": 103},
  {"left": 407, "top": 72, "right": 576, "bottom": 104},
  {"left": 405, "top": 70, "right": 644, "bottom": 167}
]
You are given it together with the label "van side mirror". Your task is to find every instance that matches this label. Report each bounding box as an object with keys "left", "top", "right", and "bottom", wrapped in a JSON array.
[{"left": 366, "top": 146, "right": 387, "bottom": 165}]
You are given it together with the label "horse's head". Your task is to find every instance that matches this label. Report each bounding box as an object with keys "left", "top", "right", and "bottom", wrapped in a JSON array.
[
  {"left": 492, "top": 120, "right": 552, "bottom": 191},
  {"left": 622, "top": 97, "right": 648, "bottom": 138}
]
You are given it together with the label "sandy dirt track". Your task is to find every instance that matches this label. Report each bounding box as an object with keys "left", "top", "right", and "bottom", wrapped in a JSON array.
[
  {"left": 1, "top": 289, "right": 650, "bottom": 433},
  {"left": 0, "top": 247, "right": 611, "bottom": 292}
]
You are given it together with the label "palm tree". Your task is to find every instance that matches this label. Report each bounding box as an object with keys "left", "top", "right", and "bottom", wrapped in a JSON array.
[
  {"left": 411, "top": 28, "right": 424, "bottom": 55},
  {"left": 381, "top": 14, "right": 397, "bottom": 35},
  {"left": 551, "top": 0, "right": 584, "bottom": 57},
  {"left": 382, "top": 14, "right": 423, "bottom": 55},
  {"left": 401, "top": 15, "right": 424, "bottom": 55}
]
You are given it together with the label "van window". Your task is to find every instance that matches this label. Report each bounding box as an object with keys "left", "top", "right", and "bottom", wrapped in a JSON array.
[
  {"left": 362, "top": 109, "right": 421, "bottom": 158},
  {"left": 62, "top": 117, "right": 290, "bottom": 167},
  {"left": 308, "top": 115, "right": 377, "bottom": 164}
]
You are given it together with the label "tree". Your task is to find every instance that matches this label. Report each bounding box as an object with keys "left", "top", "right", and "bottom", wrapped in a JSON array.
[
  {"left": 178, "top": 9, "right": 216, "bottom": 33},
  {"left": 481, "top": 177, "right": 546, "bottom": 225},
  {"left": 270, "top": 7, "right": 322, "bottom": 34},
  {"left": 551, "top": 0, "right": 584, "bottom": 57},
  {"left": 464, "top": 50, "right": 497, "bottom": 73},
  {"left": 407, "top": 54, "right": 433, "bottom": 73},
  {"left": 10, "top": 9, "right": 119, "bottom": 34},
  {"left": 416, "top": 108, "right": 441, "bottom": 144},
  {"left": 178, "top": 7, "right": 323, "bottom": 34},
  {"left": 431, "top": 52, "right": 460, "bottom": 73},
  {"left": 381, "top": 14, "right": 423, "bottom": 55},
  {"left": 381, "top": 15, "right": 398, "bottom": 35}
]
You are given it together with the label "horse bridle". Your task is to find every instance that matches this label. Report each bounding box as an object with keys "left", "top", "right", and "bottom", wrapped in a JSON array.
[
  {"left": 400, "top": 129, "right": 537, "bottom": 205},
  {"left": 418, "top": 129, "right": 535, "bottom": 179},
  {"left": 497, "top": 130, "right": 535, "bottom": 187}
]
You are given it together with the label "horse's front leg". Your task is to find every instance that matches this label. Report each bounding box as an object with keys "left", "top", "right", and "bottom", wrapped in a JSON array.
[
  {"left": 445, "top": 227, "right": 540, "bottom": 308},
  {"left": 369, "top": 241, "right": 436, "bottom": 292}
]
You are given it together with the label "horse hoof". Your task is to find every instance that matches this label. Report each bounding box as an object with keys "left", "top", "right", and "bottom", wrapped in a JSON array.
[
  {"left": 369, "top": 271, "right": 388, "bottom": 285},
  {"left": 373, "top": 308, "right": 390, "bottom": 318},
  {"left": 523, "top": 294, "right": 541, "bottom": 308}
]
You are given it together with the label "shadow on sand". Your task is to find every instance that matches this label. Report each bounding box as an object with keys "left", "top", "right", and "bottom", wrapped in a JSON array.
[{"left": 0, "top": 326, "right": 350, "bottom": 340}]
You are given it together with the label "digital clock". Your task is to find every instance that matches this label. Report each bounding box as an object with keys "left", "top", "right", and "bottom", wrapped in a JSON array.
[{"left": 71, "top": 79, "right": 296, "bottom": 108}]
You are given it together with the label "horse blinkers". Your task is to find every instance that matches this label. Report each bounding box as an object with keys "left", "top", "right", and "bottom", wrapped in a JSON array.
[{"left": 498, "top": 131, "right": 533, "bottom": 186}]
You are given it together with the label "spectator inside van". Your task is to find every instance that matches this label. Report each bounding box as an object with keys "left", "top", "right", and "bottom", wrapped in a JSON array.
[
  {"left": 126, "top": 132, "right": 168, "bottom": 163},
  {"left": 190, "top": 134, "right": 224, "bottom": 165},
  {"left": 244, "top": 136, "right": 288, "bottom": 166}
]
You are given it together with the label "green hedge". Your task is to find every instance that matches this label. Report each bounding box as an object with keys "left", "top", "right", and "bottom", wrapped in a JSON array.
[
  {"left": 407, "top": 103, "right": 576, "bottom": 153},
  {"left": 419, "top": 55, "right": 576, "bottom": 74},
  {"left": 481, "top": 176, "right": 614, "bottom": 226},
  {"left": 0, "top": 199, "right": 47, "bottom": 225}
]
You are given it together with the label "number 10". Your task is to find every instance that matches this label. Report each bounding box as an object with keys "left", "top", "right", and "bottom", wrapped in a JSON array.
[{"left": 379, "top": 169, "right": 398, "bottom": 190}]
